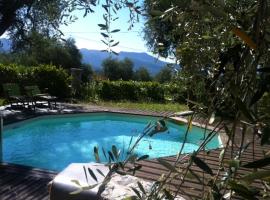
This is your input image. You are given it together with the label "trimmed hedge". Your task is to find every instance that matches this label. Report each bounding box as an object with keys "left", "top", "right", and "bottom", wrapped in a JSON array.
[
  {"left": 32, "top": 65, "right": 71, "bottom": 98},
  {"left": 0, "top": 64, "right": 71, "bottom": 98},
  {"left": 0, "top": 63, "right": 187, "bottom": 102},
  {"left": 98, "top": 80, "right": 165, "bottom": 102}
]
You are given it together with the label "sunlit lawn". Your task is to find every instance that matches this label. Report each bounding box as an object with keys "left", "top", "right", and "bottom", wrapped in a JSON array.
[
  {"left": 0, "top": 96, "right": 188, "bottom": 113},
  {"left": 94, "top": 101, "right": 188, "bottom": 112}
]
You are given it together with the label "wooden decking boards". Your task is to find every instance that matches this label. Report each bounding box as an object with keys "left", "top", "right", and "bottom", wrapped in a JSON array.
[
  {"left": 1, "top": 144, "right": 269, "bottom": 199},
  {"left": 0, "top": 163, "right": 57, "bottom": 200},
  {"left": 1, "top": 106, "right": 269, "bottom": 199}
]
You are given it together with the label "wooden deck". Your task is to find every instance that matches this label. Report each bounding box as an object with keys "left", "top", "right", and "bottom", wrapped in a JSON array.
[
  {"left": 1, "top": 141, "right": 269, "bottom": 200},
  {"left": 134, "top": 143, "right": 270, "bottom": 199},
  {"left": 1, "top": 106, "right": 269, "bottom": 199},
  {"left": 0, "top": 163, "right": 56, "bottom": 200}
]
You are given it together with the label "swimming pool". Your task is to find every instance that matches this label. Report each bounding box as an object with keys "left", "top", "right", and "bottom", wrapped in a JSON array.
[{"left": 3, "top": 112, "right": 221, "bottom": 171}]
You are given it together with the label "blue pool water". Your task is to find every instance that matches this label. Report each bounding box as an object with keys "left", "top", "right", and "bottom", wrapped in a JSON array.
[{"left": 3, "top": 113, "right": 221, "bottom": 171}]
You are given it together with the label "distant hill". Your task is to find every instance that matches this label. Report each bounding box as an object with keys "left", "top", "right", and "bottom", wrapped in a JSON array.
[
  {"left": 0, "top": 38, "right": 11, "bottom": 52},
  {"left": 0, "top": 38, "right": 170, "bottom": 74},
  {"left": 80, "top": 49, "right": 169, "bottom": 75}
]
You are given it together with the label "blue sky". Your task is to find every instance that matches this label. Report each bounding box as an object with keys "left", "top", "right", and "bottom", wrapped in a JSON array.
[
  {"left": 60, "top": 4, "right": 148, "bottom": 53},
  {"left": 0, "top": 2, "right": 174, "bottom": 62}
]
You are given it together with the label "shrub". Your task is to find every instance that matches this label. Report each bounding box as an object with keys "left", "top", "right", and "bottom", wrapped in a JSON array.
[
  {"left": 99, "top": 81, "right": 122, "bottom": 100},
  {"left": 164, "top": 83, "right": 187, "bottom": 103},
  {"left": 119, "top": 81, "right": 139, "bottom": 101},
  {"left": 0, "top": 64, "right": 71, "bottom": 98},
  {"left": 143, "top": 82, "right": 164, "bottom": 102},
  {"left": 0, "top": 64, "right": 20, "bottom": 94},
  {"left": 32, "top": 65, "right": 71, "bottom": 98},
  {"left": 98, "top": 80, "right": 165, "bottom": 102}
]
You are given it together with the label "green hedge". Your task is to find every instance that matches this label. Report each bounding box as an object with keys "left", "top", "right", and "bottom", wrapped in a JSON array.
[
  {"left": 0, "top": 64, "right": 71, "bottom": 98},
  {"left": 0, "top": 64, "right": 21, "bottom": 84},
  {"left": 163, "top": 83, "right": 187, "bottom": 103},
  {"left": 32, "top": 65, "right": 71, "bottom": 98},
  {"left": 97, "top": 80, "right": 165, "bottom": 102}
]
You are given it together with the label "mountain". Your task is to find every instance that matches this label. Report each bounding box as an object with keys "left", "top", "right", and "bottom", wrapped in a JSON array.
[
  {"left": 80, "top": 49, "right": 169, "bottom": 75},
  {"left": 0, "top": 38, "right": 11, "bottom": 52},
  {"left": 0, "top": 38, "right": 170, "bottom": 74}
]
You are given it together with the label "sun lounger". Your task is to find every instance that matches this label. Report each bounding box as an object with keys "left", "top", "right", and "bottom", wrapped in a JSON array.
[
  {"left": 2, "top": 83, "right": 28, "bottom": 109},
  {"left": 49, "top": 163, "right": 108, "bottom": 200},
  {"left": 49, "top": 163, "right": 161, "bottom": 200},
  {"left": 24, "top": 85, "right": 57, "bottom": 109}
]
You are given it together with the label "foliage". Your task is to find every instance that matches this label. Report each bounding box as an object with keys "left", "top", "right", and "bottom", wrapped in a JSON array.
[
  {"left": 133, "top": 67, "right": 152, "bottom": 82},
  {"left": 97, "top": 0, "right": 141, "bottom": 54},
  {"left": 102, "top": 57, "right": 121, "bottom": 80},
  {"left": 0, "top": 64, "right": 21, "bottom": 86},
  {"left": 81, "top": 80, "right": 188, "bottom": 104},
  {"left": 119, "top": 58, "right": 134, "bottom": 81},
  {"left": 0, "top": 63, "right": 71, "bottom": 98},
  {"left": 32, "top": 65, "right": 71, "bottom": 98},
  {"left": 163, "top": 82, "right": 186, "bottom": 103},
  {"left": 2, "top": 32, "right": 83, "bottom": 69},
  {"left": 98, "top": 80, "right": 165, "bottom": 102},
  {"left": 155, "top": 66, "right": 173, "bottom": 83},
  {"left": 1, "top": 0, "right": 141, "bottom": 55},
  {"left": 81, "top": 64, "right": 94, "bottom": 83},
  {"left": 80, "top": 81, "right": 100, "bottom": 102},
  {"left": 0, "top": 0, "right": 96, "bottom": 38},
  {"left": 74, "top": 0, "right": 270, "bottom": 199},
  {"left": 140, "top": 0, "right": 270, "bottom": 199},
  {"left": 102, "top": 57, "right": 135, "bottom": 81}
]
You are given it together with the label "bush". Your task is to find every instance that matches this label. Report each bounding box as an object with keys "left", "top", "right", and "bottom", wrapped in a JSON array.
[
  {"left": 98, "top": 80, "right": 165, "bottom": 102},
  {"left": 0, "top": 64, "right": 71, "bottom": 98},
  {"left": 32, "top": 65, "right": 71, "bottom": 98},
  {"left": 0, "top": 64, "right": 20, "bottom": 94},
  {"left": 142, "top": 82, "right": 164, "bottom": 102},
  {"left": 164, "top": 83, "right": 187, "bottom": 103}
]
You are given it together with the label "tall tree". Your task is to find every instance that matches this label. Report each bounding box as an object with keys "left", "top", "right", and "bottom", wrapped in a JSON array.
[
  {"left": 0, "top": 0, "right": 141, "bottom": 55},
  {"left": 142, "top": 1, "right": 270, "bottom": 199},
  {"left": 134, "top": 67, "right": 152, "bottom": 81},
  {"left": 0, "top": 0, "right": 96, "bottom": 38},
  {"left": 102, "top": 57, "right": 135, "bottom": 81},
  {"left": 155, "top": 66, "right": 173, "bottom": 83},
  {"left": 2, "top": 32, "right": 83, "bottom": 69},
  {"left": 102, "top": 57, "right": 121, "bottom": 80},
  {"left": 119, "top": 58, "right": 134, "bottom": 81},
  {"left": 63, "top": 38, "right": 82, "bottom": 68}
]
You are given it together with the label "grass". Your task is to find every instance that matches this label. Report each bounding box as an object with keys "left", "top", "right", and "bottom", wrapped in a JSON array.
[{"left": 94, "top": 101, "right": 188, "bottom": 112}]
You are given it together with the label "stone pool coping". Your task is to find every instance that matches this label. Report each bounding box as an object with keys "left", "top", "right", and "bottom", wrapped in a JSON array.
[{"left": 1, "top": 102, "right": 227, "bottom": 145}]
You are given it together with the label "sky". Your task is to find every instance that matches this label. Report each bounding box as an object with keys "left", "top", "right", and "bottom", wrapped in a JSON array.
[
  {"left": 0, "top": 2, "right": 174, "bottom": 62},
  {"left": 60, "top": 4, "right": 148, "bottom": 53}
]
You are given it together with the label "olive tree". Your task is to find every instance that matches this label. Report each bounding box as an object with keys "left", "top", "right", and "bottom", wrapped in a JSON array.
[
  {"left": 141, "top": 0, "right": 270, "bottom": 199},
  {"left": 74, "top": 1, "right": 270, "bottom": 199}
]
